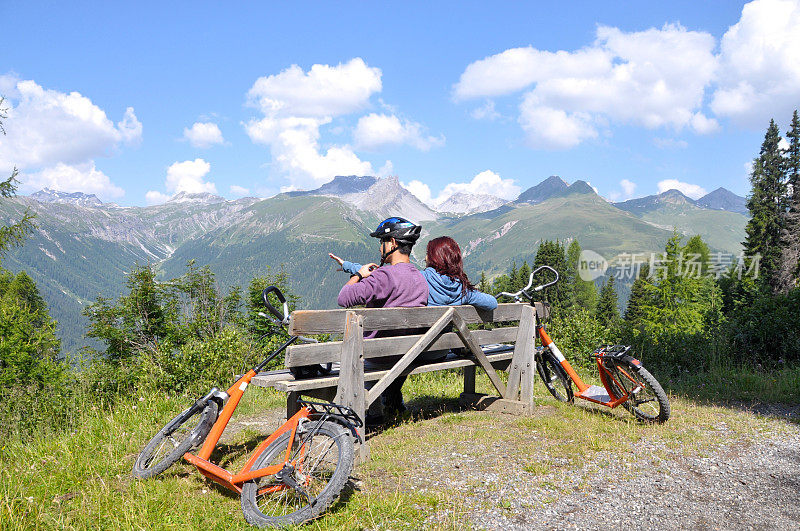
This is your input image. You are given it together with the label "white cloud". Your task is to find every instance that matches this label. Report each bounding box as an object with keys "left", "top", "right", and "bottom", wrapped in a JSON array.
[
  {"left": 519, "top": 97, "right": 598, "bottom": 149},
  {"left": 711, "top": 0, "right": 800, "bottom": 126},
  {"left": 0, "top": 77, "right": 141, "bottom": 171},
  {"left": 653, "top": 137, "right": 689, "bottom": 149},
  {"left": 244, "top": 59, "right": 384, "bottom": 190},
  {"left": 457, "top": 0, "right": 800, "bottom": 143},
  {"left": 146, "top": 158, "right": 217, "bottom": 203},
  {"left": 454, "top": 47, "right": 610, "bottom": 101},
  {"left": 455, "top": 23, "right": 718, "bottom": 148},
  {"left": 657, "top": 178, "right": 707, "bottom": 199},
  {"left": 184, "top": 122, "right": 224, "bottom": 148},
  {"left": 247, "top": 58, "right": 381, "bottom": 118},
  {"left": 401, "top": 180, "right": 433, "bottom": 205},
  {"left": 403, "top": 170, "right": 521, "bottom": 207},
  {"left": 620, "top": 179, "right": 637, "bottom": 197},
  {"left": 145, "top": 190, "right": 170, "bottom": 205},
  {"left": 20, "top": 162, "right": 124, "bottom": 199},
  {"left": 690, "top": 112, "right": 720, "bottom": 134},
  {"left": 247, "top": 117, "right": 373, "bottom": 187},
  {"left": 229, "top": 185, "right": 250, "bottom": 196},
  {"left": 377, "top": 160, "right": 394, "bottom": 177},
  {"left": 470, "top": 100, "right": 501, "bottom": 120},
  {"left": 164, "top": 159, "right": 216, "bottom": 194},
  {"left": 354, "top": 113, "right": 444, "bottom": 151}
]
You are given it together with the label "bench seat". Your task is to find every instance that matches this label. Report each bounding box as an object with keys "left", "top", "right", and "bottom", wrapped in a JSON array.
[{"left": 252, "top": 348, "right": 515, "bottom": 392}]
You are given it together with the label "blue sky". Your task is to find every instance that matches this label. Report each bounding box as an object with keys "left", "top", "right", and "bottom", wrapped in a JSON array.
[{"left": 1, "top": 0, "right": 799, "bottom": 206}]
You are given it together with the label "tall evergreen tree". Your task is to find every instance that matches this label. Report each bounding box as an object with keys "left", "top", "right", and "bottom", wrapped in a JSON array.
[
  {"left": 565, "top": 239, "right": 597, "bottom": 311},
  {"left": 777, "top": 110, "right": 800, "bottom": 293},
  {"left": 478, "top": 271, "right": 489, "bottom": 293},
  {"left": 517, "top": 261, "right": 531, "bottom": 291},
  {"left": 0, "top": 96, "right": 61, "bottom": 384},
  {"left": 0, "top": 97, "right": 35, "bottom": 258},
  {"left": 596, "top": 275, "right": 620, "bottom": 329},
  {"left": 534, "top": 240, "right": 570, "bottom": 309},
  {"left": 624, "top": 263, "right": 651, "bottom": 324},
  {"left": 509, "top": 260, "right": 518, "bottom": 290},
  {"left": 743, "top": 119, "right": 787, "bottom": 291}
]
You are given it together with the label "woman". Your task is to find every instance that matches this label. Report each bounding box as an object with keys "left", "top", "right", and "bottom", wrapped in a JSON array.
[{"left": 423, "top": 236, "right": 497, "bottom": 310}]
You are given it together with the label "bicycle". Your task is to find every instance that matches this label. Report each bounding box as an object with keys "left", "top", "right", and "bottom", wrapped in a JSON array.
[
  {"left": 499, "top": 267, "right": 670, "bottom": 423},
  {"left": 132, "top": 286, "right": 360, "bottom": 527}
]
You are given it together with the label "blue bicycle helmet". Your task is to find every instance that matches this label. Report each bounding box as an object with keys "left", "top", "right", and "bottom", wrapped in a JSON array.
[{"left": 369, "top": 217, "right": 422, "bottom": 243}]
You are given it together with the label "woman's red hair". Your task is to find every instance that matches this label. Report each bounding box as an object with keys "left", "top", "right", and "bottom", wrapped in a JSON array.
[{"left": 426, "top": 236, "right": 475, "bottom": 296}]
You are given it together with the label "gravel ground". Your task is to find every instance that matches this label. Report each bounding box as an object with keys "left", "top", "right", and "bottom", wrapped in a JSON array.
[
  {"left": 228, "top": 403, "right": 800, "bottom": 530},
  {"left": 530, "top": 431, "right": 800, "bottom": 530},
  {"left": 404, "top": 407, "right": 800, "bottom": 530}
]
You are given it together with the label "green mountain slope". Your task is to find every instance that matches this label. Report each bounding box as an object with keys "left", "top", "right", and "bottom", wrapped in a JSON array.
[
  {"left": 615, "top": 190, "right": 747, "bottom": 253},
  {"left": 161, "top": 195, "right": 379, "bottom": 308},
  {"left": 427, "top": 190, "right": 674, "bottom": 277},
  {"left": 0, "top": 184, "right": 749, "bottom": 354}
]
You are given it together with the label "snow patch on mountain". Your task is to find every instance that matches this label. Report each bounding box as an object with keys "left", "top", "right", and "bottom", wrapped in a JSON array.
[
  {"left": 31, "top": 188, "right": 103, "bottom": 208},
  {"left": 465, "top": 220, "right": 519, "bottom": 255},
  {"left": 436, "top": 192, "right": 508, "bottom": 215},
  {"left": 167, "top": 191, "right": 227, "bottom": 204}
]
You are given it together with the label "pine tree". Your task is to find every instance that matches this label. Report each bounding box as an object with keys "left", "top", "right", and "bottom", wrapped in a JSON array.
[
  {"left": 743, "top": 119, "right": 787, "bottom": 291},
  {"left": 596, "top": 275, "right": 620, "bottom": 329},
  {"left": 565, "top": 239, "right": 597, "bottom": 310},
  {"left": 509, "top": 260, "right": 518, "bottom": 290},
  {"left": 478, "top": 271, "right": 489, "bottom": 293},
  {"left": 624, "top": 263, "right": 651, "bottom": 324},
  {"left": 517, "top": 261, "right": 531, "bottom": 291},
  {"left": 0, "top": 97, "right": 35, "bottom": 259},
  {"left": 777, "top": 110, "right": 800, "bottom": 293},
  {"left": 534, "top": 240, "right": 569, "bottom": 309}
]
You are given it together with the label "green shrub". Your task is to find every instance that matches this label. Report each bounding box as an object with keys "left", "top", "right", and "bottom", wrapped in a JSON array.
[
  {"left": 725, "top": 289, "right": 800, "bottom": 366},
  {"left": 545, "top": 308, "right": 613, "bottom": 372}
]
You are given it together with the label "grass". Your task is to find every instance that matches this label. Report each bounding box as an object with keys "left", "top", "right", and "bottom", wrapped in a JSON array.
[
  {"left": 662, "top": 363, "right": 800, "bottom": 405},
  {"left": 1, "top": 365, "right": 797, "bottom": 530}
]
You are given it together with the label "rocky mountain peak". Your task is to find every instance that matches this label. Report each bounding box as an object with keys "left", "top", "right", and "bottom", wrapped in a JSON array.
[
  {"left": 342, "top": 175, "right": 438, "bottom": 222},
  {"left": 564, "top": 180, "right": 596, "bottom": 196},
  {"left": 167, "top": 191, "right": 227, "bottom": 205},
  {"left": 31, "top": 188, "right": 103, "bottom": 208},
  {"left": 515, "top": 175, "right": 569, "bottom": 204},
  {"left": 314, "top": 175, "right": 379, "bottom": 195},
  {"left": 658, "top": 189, "right": 694, "bottom": 205},
  {"left": 696, "top": 187, "right": 748, "bottom": 215},
  {"left": 436, "top": 192, "right": 507, "bottom": 215}
]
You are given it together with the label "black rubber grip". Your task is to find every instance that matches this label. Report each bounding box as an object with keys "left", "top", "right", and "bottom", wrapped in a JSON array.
[{"left": 262, "top": 286, "right": 286, "bottom": 321}]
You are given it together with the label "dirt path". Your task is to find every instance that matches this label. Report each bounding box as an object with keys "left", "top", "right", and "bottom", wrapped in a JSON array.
[
  {"left": 226, "top": 401, "right": 800, "bottom": 529},
  {"left": 365, "top": 401, "right": 800, "bottom": 530},
  {"left": 477, "top": 429, "right": 800, "bottom": 530}
]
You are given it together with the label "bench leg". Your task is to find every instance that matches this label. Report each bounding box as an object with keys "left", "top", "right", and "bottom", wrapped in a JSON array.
[
  {"left": 336, "top": 312, "right": 369, "bottom": 462},
  {"left": 464, "top": 366, "right": 476, "bottom": 395},
  {"left": 286, "top": 391, "right": 300, "bottom": 419}
]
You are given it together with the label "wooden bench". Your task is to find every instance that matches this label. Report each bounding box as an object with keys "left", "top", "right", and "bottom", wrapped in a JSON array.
[{"left": 251, "top": 303, "right": 537, "bottom": 460}]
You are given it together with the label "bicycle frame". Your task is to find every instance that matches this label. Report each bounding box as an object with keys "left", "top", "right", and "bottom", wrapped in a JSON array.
[
  {"left": 538, "top": 327, "right": 641, "bottom": 408},
  {"left": 182, "top": 367, "right": 314, "bottom": 493},
  {"left": 502, "top": 266, "right": 644, "bottom": 409},
  {"left": 180, "top": 286, "right": 353, "bottom": 494}
]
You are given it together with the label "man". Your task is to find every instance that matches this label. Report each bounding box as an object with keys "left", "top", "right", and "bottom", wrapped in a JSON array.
[{"left": 331, "top": 217, "right": 428, "bottom": 423}]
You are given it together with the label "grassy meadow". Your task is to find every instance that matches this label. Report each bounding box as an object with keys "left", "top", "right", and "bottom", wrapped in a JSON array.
[{"left": 2, "top": 365, "right": 797, "bottom": 530}]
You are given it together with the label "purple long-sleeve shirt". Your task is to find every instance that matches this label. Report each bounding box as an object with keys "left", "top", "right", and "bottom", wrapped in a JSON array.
[{"left": 337, "top": 262, "right": 428, "bottom": 310}]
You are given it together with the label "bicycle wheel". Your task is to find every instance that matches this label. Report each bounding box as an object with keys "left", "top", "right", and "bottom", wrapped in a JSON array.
[
  {"left": 132, "top": 400, "right": 219, "bottom": 479},
  {"left": 605, "top": 360, "right": 670, "bottom": 424},
  {"left": 536, "top": 350, "right": 574, "bottom": 403},
  {"left": 241, "top": 420, "right": 354, "bottom": 527}
]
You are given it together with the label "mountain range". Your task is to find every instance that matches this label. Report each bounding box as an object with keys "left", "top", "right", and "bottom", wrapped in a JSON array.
[{"left": 0, "top": 176, "right": 748, "bottom": 353}]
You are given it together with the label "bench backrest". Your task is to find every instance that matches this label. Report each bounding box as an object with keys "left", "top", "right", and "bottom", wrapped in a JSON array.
[
  {"left": 285, "top": 303, "right": 525, "bottom": 368},
  {"left": 288, "top": 303, "right": 523, "bottom": 335}
]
